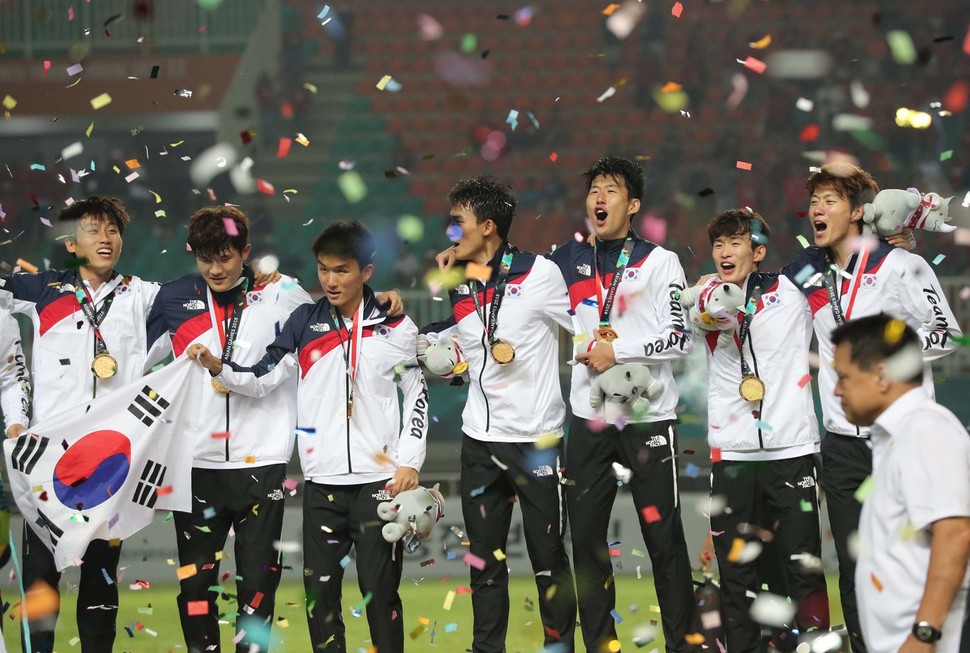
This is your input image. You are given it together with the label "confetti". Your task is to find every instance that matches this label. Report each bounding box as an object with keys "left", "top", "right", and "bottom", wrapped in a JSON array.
[
  {"left": 337, "top": 171, "right": 367, "bottom": 203},
  {"left": 739, "top": 57, "right": 766, "bottom": 74},
  {"left": 940, "top": 150, "right": 953, "bottom": 162},
  {"left": 443, "top": 590, "right": 456, "bottom": 610},
  {"left": 187, "top": 600, "right": 209, "bottom": 615},
  {"left": 176, "top": 564, "right": 198, "bottom": 580},
  {"left": 90, "top": 93, "right": 112, "bottom": 110},
  {"left": 796, "top": 235, "right": 811, "bottom": 249},
  {"left": 641, "top": 506, "right": 661, "bottom": 523},
  {"left": 854, "top": 476, "right": 875, "bottom": 503},
  {"left": 597, "top": 86, "right": 617, "bottom": 103},
  {"left": 602, "top": 3, "right": 621, "bottom": 16},
  {"left": 463, "top": 552, "right": 486, "bottom": 570},
  {"left": 870, "top": 572, "right": 884, "bottom": 592},
  {"left": 671, "top": 2, "right": 683, "bottom": 18},
  {"left": 710, "top": 447, "right": 722, "bottom": 463},
  {"left": 736, "top": 161, "right": 752, "bottom": 171},
  {"left": 2, "top": 95, "right": 15, "bottom": 110},
  {"left": 886, "top": 30, "right": 917, "bottom": 64},
  {"left": 276, "top": 138, "right": 292, "bottom": 158},
  {"left": 611, "top": 609, "right": 624, "bottom": 623},
  {"left": 749, "top": 34, "right": 772, "bottom": 49},
  {"left": 797, "top": 374, "right": 812, "bottom": 388},
  {"left": 493, "top": 549, "right": 506, "bottom": 561},
  {"left": 66, "top": 63, "right": 84, "bottom": 76}
]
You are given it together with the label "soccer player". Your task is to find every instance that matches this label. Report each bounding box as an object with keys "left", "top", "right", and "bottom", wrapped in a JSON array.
[
  {"left": 421, "top": 176, "right": 577, "bottom": 653},
  {"left": 699, "top": 209, "right": 827, "bottom": 650},
  {"left": 187, "top": 220, "right": 429, "bottom": 653},
  {"left": 833, "top": 314, "right": 970, "bottom": 653},
  {"left": 783, "top": 162, "right": 961, "bottom": 652},
  {"left": 145, "top": 206, "right": 313, "bottom": 653},
  {"left": 0, "top": 196, "right": 161, "bottom": 653}
]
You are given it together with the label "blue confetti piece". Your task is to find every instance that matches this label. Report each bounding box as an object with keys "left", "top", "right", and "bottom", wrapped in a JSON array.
[
  {"left": 102, "top": 568, "right": 114, "bottom": 585},
  {"left": 469, "top": 485, "right": 486, "bottom": 498},
  {"left": 754, "top": 419, "right": 774, "bottom": 432},
  {"left": 610, "top": 608, "right": 623, "bottom": 623},
  {"left": 793, "top": 264, "right": 815, "bottom": 285},
  {"left": 444, "top": 623, "right": 458, "bottom": 632},
  {"left": 295, "top": 427, "right": 316, "bottom": 436},
  {"left": 30, "top": 163, "right": 46, "bottom": 171},
  {"left": 506, "top": 109, "right": 519, "bottom": 130},
  {"left": 316, "top": 5, "right": 330, "bottom": 20},
  {"left": 446, "top": 550, "right": 457, "bottom": 560},
  {"left": 340, "top": 555, "right": 352, "bottom": 569},
  {"left": 203, "top": 507, "right": 216, "bottom": 520},
  {"left": 685, "top": 462, "right": 700, "bottom": 478},
  {"left": 932, "top": 254, "right": 946, "bottom": 266}
]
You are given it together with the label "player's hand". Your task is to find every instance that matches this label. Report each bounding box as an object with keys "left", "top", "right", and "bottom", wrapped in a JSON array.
[
  {"left": 187, "top": 344, "right": 224, "bottom": 375},
  {"left": 6, "top": 424, "right": 24, "bottom": 439},
  {"left": 377, "top": 290, "right": 404, "bottom": 317},
  {"left": 253, "top": 269, "right": 282, "bottom": 286},
  {"left": 574, "top": 332, "right": 616, "bottom": 372},
  {"left": 436, "top": 247, "right": 458, "bottom": 272},
  {"left": 697, "top": 533, "right": 716, "bottom": 569},
  {"left": 387, "top": 466, "right": 419, "bottom": 497},
  {"left": 886, "top": 229, "right": 916, "bottom": 251}
]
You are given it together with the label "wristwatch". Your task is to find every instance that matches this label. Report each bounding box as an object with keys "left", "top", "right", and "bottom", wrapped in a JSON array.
[{"left": 912, "top": 621, "right": 942, "bottom": 643}]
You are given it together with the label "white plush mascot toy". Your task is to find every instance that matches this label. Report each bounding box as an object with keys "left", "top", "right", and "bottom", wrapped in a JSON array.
[
  {"left": 862, "top": 188, "right": 956, "bottom": 236},
  {"left": 678, "top": 279, "right": 745, "bottom": 348},
  {"left": 377, "top": 484, "right": 445, "bottom": 553},
  {"left": 416, "top": 333, "right": 468, "bottom": 379},
  {"left": 589, "top": 363, "right": 664, "bottom": 413}
]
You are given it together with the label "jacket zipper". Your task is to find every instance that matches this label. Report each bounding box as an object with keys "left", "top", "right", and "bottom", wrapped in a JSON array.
[
  {"left": 479, "top": 332, "right": 491, "bottom": 432},
  {"left": 345, "top": 371, "right": 353, "bottom": 472}
]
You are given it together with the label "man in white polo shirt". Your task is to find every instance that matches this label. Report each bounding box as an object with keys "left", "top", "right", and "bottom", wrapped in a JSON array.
[{"left": 832, "top": 313, "right": 970, "bottom": 653}]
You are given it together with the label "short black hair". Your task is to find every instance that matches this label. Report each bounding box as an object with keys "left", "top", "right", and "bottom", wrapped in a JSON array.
[
  {"left": 447, "top": 176, "right": 516, "bottom": 240},
  {"left": 58, "top": 196, "right": 131, "bottom": 236},
  {"left": 831, "top": 313, "right": 923, "bottom": 384},
  {"left": 187, "top": 206, "right": 250, "bottom": 260},
  {"left": 313, "top": 220, "right": 375, "bottom": 268},
  {"left": 707, "top": 208, "right": 771, "bottom": 247},
  {"left": 582, "top": 156, "right": 645, "bottom": 201}
]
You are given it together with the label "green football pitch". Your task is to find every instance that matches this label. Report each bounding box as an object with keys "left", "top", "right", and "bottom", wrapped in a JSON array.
[{"left": 1, "top": 576, "right": 844, "bottom": 652}]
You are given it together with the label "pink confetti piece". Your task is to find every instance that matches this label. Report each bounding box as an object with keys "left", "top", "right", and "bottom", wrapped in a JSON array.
[
  {"left": 43, "top": 61, "right": 51, "bottom": 77},
  {"left": 671, "top": 2, "right": 683, "bottom": 17},
  {"left": 66, "top": 63, "right": 84, "bottom": 76},
  {"left": 740, "top": 56, "right": 767, "bottom": 74},
  {"left": 797, "top": 374, "right": 812, "bottom": 388},
  {"left": 282, "top": 478, "right": 298, "bottom": 491},
  {"left": 548, "top": 152, "right": 558, "bottom": 162},
  {"left": 222, "top": 217, "right": 238, "bottom": 236},
  {"left": 68, "top": 6, "right": 75, "bottom": 20},
  {"left": 736, "top": 161, "right": 752, "bottom": 171},
  {"left": 124, "top": 171, "right": 140, "bottom": 183},
  {"left": 232, "top": 629, "right": 246, "bottom": 644},
  {"left": 463, "top": 552, "right": 486, "bottom": 570}
]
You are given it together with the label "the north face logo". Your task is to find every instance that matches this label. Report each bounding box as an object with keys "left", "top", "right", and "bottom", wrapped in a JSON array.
[
  {"left": 577, "top": 263, "right": 591, "bottom": 276},
  {"left": 309, "top": 323, "right": 331, "bottom": 333},
  {"left": 456, "top": 284, "right": 471, "bottom": 295},
  {"left": 533, "top": 465, "right": 554, "bottom": 478},
  {"left": 371, "top": 489, "right": 392, "bottom": 501},
  {"left": 267, "top": 489, "right": 284, "bottom": 501},
  {"left": 183, "top": 300, "right": 205, "bottom": 310},
  {"left": 797, "top": 476, "right": 816, "bottom": 489},
  {"left": 646, "top": 435, "right": 668, "bottom": 448}
]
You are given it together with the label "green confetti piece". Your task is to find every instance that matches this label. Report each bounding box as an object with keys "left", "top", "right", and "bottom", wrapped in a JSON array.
[
  {"left": 854, "top": 475, "right": 875, "bottom": 503},
  {"left": 337, "top": 171, "right": 367, "bottom": 204},
  {"left": 800, "top": 499, "right": 813, "bottom": 512},
  {"left": 940, "top": 150, "right": 953, "bottom": 161},
  {"left": 460, "top": 33, "right": 477, "bottom": 53},
  {"left": 850, "top": 129, "right": 888, "bottom": 151},
  {"left": 796, "top": 235, "right": 810, "bottom": 249},
  {"left": 207, "top": 585, "right": 225, "bottom": 593},
  {"left": 754, "top": 419, "right": 774, "bottom": 431},
  {"left": 886, "top": 30, "right": 917, "bottom": 64},
  {"left": 137, "top": 607, "right": 154, "bottom": 615},
  {"left": 631, "top": 548, "right": 645, "bottom": 557}
]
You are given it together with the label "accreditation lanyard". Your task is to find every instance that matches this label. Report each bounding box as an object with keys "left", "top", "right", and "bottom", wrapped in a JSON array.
[
  {"left": 73, "top": 277, "right": 119, "bottom": 356},
  {"left": 207, "top": 285, "right": 247, "bottom": 369},
  {"left": 823, "top": 245, "right": 870, "bottom": 327},
  {"left": 737, "top": 274, "right": 764, "bottom": 378},
  {"left": 469, "top": 250, "right": 514, "bottom": 347},
  {"left": 329, "top": 299, "right": 363, "bottom": 415},
  {"left": 593, "top": 236, "right": 633, "bottom": 328}
]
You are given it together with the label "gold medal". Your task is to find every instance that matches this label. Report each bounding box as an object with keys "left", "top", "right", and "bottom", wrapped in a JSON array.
[
  {"left": 91, "top": 353, "right": 118, "bottom": 380},
  {"left": 598, "top": 326, "right": 618, "bottom": 342},
  {"left": 453, "top": 361, "right": 469, "bottom": 375},
  {"left": 739, "top": 375, "right": 766, "bottom": 402},
  {"left": 490, "top": 340, "right": 515, "bottom": 365},
  {"left": 211, "top": 378, "right": 231, "bottom": 395}
]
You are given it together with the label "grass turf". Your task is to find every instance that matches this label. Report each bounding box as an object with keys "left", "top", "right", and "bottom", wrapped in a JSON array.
[{"left": 3, "top": 575, "right": 844, "bottom": 652}]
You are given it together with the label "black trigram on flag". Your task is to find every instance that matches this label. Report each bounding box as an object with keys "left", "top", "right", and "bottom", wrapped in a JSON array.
[
  {"left": 127, "top": 386, "right": 170, "bottom": 427},
  {"left": 132, "top": 460, "right": 167, "bottom": 508},
  {"left": 11, "top": 435, "right": 49, "bottom": 475},
  {"left": 36, "top": 509, "right": 63, "bottom": 548}
]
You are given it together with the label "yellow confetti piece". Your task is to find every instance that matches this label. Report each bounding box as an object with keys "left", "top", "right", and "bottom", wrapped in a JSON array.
[
  {"left": 535, "top": 434, "right": 560, "bottom": 450},
  {"left": 303, "top": 82, "right": 318, "bottom": 94},
  {"left": 2, "top": 95, "right": 16, "bottom": 110},
  {"left": 277, "top": 618, "right": 289, "bottom": 628},
  {"left": 854, "top": 475, "right": 875, "bottom": 503},
  {"left": 244, "top": 456, "right": 256, "bottom": 464},
  {"left": 283, "top": 188, "right": 299, "bottom": 194},
  {"left": 376, "top": 75, "right": 393, "bottom": 90},
  {"left": 154, "top": 210, "right": 166, "bottom": 218},
  {"left": 573, "top": 333, "right": 590, "bottom": 343},
  {"left": 602, "top": 3, "right": 621, "bottom": 16},
  {"left": 90, "top": 92, "right": 112, "bottom": 110},
  {"left": 796, "top": 235, "right": 810, "bottom": 249},
  {"left": 112, "top": 165, "right": 120, "bottom": 173},
  {"left": 149, "top": 190, "right": 162, "bottom": 203},
  {"left": 176, "top": 564, "right": 198, "bottom": 580},
  {"left": 545, "top": 585, "right": 557, "bottom": 600},
  {"left": 884, "top": 319, "right": 906, "bottom": 344},
  {"left": 418, "top": 616, "right": 431, "bottom": 625},
  {"left": 215, "top": 551, "right": 223, "bottom": 560},
  {"left": 650, "top": 604, "right": 661, "bottom": 613},
  {"left": 493, "top": 549, "right": 506, "bottom": 561},
  {"left": 749, "top": 34, "right": 772, "bottom": 49},
  {"left": 295, "top": 134, "right": 310, "bottom": 146},
  {"left": 870, "top": 572, "right": 884, "bottom": 591},
  {"left": 443, "top": 590, "right": 456, "bottom": 610},
  {"left": 85, "top": 121, "right": 94, "bottom": 137},
  {"left": 727, "top": 537, "right": 746, "bottom": 562},
  {"left": 125, "top": 159, "right": 141, "bottom": 169},
  {"left": 685, "top": 633, "right": 706, "bottom": 645}
]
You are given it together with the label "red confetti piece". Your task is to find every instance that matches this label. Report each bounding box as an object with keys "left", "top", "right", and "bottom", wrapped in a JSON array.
[
  {"left": 211, "top": 431, "right": 230, "bottom": 440},
  {"left": 156, "top": 486, "right": 173, "bottom": 496},
  {"left": 736, "top": 161, "right": 752, "bottom": 171},
  {"left": 548, "top": 152, "right": 558, "bottom": 162},
  {"left": 250, "top": 592, "right": 264, "bottom": 609},
  {"left": 455, "top": 586, "right": 473, "bottom": 594},
  {"left": 135, "top": 621, "right": 144, "bottom": 630},
  {"left": 43, "top": 61, "right": 51, "bottom": 77},
  {"left": 609, "top": 548, "right": 622, "bottom": 557},
  {"left": 964, "top": 24, "right": 970, "bottom": 56},
  {"left": 671, "top": 2, "right": 683, "bottom": 17},
  {"left": 683, "top": 449, "right": 695, "bottom": 455},
  {"left": 544, "top": 626, "right": 562, "bottom": 639},
  {"left": 641, "top": 506, "right": 661, "bottom": 523},
  {"left": 944, "top": 80, "right": 969, "bottom": 113},
  {"left": 256, "top": 179, "right": 276, "bottom": 195},
  {"left": 280, "top": 101, "right": 294, "bottom": 120},
  {"left": 799, "top": 125, "right": 820, "bottom": 142},
  {"left": 711, "top": 447, "right": 722, "bottom": 462},
  {"left": 240, "top": 130, "right": 252, "bottom": 145},
  {"left": 741, "top": 56, "right": 767, "bottom": 74},
  {"left": 187, "top": 600, "right": 209, "bottom": 616},
  {"left": 797, "top": 374, "right": 812, "bottom": 388},
  {"left": 277, "top": 138, "right": 292, "bottom": 159}
]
